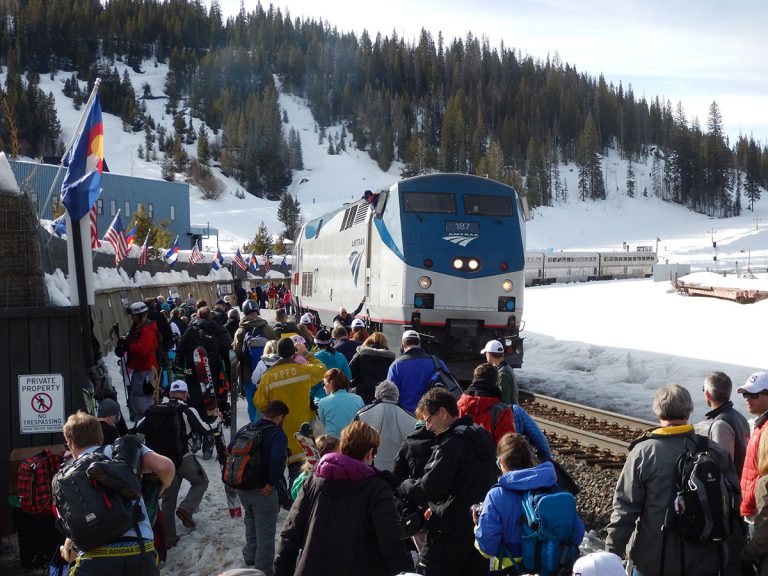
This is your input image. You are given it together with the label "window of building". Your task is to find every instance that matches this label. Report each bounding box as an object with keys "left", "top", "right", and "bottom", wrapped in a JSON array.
[
  {"left": 110, "top": 200, "right": 116, "bottom": 216},
  {"left": 31, "top": 193, "right": 38, "bottom": 209},
  {"left": 97, "top": 199, "right": 103, "bottom": 215},
  {"left": 170, "top": 205, "right": 175, "bottom": 220},
  {"left": 124, "top": 201, "right": 130, "bottom": 217},
  {"left": 137, "top": 202, "right": 143, "bottom": 214},
  {"left": 148, "top": 203, "right": 154, "bottom": 217}
]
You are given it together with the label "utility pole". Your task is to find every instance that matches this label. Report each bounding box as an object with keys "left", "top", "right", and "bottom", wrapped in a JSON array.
[
  {"left": 708, "top": 228, "right": 718, "bottom": 269},
  {"left": 754, "top": 217, "right": 762, "bottom": 230}
]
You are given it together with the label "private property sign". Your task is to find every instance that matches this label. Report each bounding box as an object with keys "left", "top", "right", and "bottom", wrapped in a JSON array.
[{"left": 19, "top": 374, "right": 65, "bottom": 434}]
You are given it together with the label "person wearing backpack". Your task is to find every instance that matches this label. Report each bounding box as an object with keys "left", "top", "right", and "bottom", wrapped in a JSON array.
[
  {"left": 480, "top": 339, "right": 519, "bottom": 406},
  {"left": 225, "top": 400, "right": 290, "bottom": 575},
  {"left": 55, "top": 411, "right": 174, "bottom": 575},
  {"left": 398, "top": 388, "right": 497, "bottom": 576},
  {"left": 474, "top": 432, "right": 585, "bottom": 574},
  {"left": 122, "top": 301, "right": 160, "bottom": 420},
  {"left": 233, "top": 300, "right": 278, "bottom": 422},
  {"left": 458, "top": 363, "right": 515, "bottom": 444},
  {"left": 606, "top": 384, "right": 741, "bottom": 576},
  {"left": 136, "top": 380, "right": 219, "bottom": 547},
  {"left": 349, "top": 332, "right": 396, "bottom": 405},
  {"left": 386, "top": 330, "right": 451, "bottom": 413}
]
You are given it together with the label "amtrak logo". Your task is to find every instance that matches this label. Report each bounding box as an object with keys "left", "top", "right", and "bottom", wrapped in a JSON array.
[
  {"left": 349, "top": 251, "right": 363, "bottom": 286},
  {"left": 443, "top": 233, "right": 479, "bottom": 247}
]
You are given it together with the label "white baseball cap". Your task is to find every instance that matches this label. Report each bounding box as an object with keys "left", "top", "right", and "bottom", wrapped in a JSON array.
[
  {"left": 170, "top": 380, "right": 188, "bottom": 393},
  {"left": 571, "top": 552, "right": 626, "bottom": 576},
  {"left": 402, "top": 329, "right": 420, "bottom": 342},
  {"left": 351, "top": 318, "right": 365, "bottom": 329},
  {"left": 299, "top": 313, "right": 313, "bottom": 324},
  {"left": 738, "top": 372, "right": 768, "bottom": 394},
  {"left": 480, "top": 340, "right": 504, "bottom": 354}
]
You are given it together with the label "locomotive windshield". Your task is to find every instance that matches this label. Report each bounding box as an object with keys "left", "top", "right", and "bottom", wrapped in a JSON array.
[
  {"left": 403, "top": 192, "right": 456, "bottom": 214},
  {"left": 463, "top": 194, "right": 515, "bottom": 216}
]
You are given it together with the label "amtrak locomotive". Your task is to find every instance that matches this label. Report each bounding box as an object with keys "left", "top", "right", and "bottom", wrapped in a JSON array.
[{"left": 292, "top": 173, "right": 527, "bottom": 377}]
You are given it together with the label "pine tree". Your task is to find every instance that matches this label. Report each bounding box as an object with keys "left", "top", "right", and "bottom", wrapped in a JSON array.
[
  {"left": 626, "top": 161, "right": 635, "bottom": 198},
  {"left": 277, "top": 192, "right": 301, "bottom": 241},
  {"left": 130, "top": 208, "right": 173, "bottom": 260},
  {"left": 243, "top": 222, "right": 272, "bottom": 254},
  {"left": 197, "top": 124, "right": 210, "bottom": 165}
]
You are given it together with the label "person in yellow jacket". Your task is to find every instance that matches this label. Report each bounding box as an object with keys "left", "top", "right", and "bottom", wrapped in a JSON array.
[{"left": 255, "top": 337, "right": 328, "bottom": 485}]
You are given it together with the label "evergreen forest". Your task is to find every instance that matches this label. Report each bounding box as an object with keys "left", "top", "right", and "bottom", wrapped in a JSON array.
[{"left": 0, "top": 0, "right": 766, "bottom": 217}]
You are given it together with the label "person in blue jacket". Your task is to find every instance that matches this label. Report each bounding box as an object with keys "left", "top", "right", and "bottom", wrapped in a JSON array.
[
  {"left": 511, "top": 404, "right": 552, "bottom": 461},
  {"left": 386, "top": 330, "right": 449, "bottom": 413},
  {"left": 474, "top": 432, "right": 584, "bottom": 571},
  {"left": 310, "top": 329, "right": 352, "bottom": 404}
]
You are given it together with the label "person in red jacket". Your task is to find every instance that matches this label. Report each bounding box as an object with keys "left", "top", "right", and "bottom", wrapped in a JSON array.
[
  {"left": 458, "top": 363, "right": 515, "bottom": 444},
  {"left": 125, "top": 301, "right": 159, "bottom": 419},
  {"left": 739, "top": 372, "right": 768, "bottom": 519}
]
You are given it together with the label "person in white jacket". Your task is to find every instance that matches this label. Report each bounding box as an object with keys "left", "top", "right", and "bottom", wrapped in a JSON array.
[
  {"left": 355, "top": 380, "right": 417, "bottom": 472},
  {"left": 249, "top": 340, "right": 280, "bottom": 423}
]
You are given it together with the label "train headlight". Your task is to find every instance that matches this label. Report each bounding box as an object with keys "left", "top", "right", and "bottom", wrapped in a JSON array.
[
  {"left": 502, "top": 279, "right": 514, "bottom": 292},
  {"left": 418, "top": 276, "right": 432, "bottom": 289},
  {"left": 468, "top": 258, "right": 480, "bottom": 270},
  {"left": 452, "top": 258, "right": 464, "bottom": 270}
]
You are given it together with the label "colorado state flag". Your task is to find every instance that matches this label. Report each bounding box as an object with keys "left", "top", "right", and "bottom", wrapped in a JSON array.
[
  {"left": 165, "top": 236, "right": 180, "bottom": 266},
  {"left": 61, "top": 93, "right": 103, "bottom": 222},
  {"left": 125, "top": 224, "right": 137, "bottom": 245}
]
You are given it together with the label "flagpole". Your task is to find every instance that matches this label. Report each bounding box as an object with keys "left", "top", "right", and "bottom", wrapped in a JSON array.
[{"left": 40, "top": 78, "right": 102, "bottom": 220}]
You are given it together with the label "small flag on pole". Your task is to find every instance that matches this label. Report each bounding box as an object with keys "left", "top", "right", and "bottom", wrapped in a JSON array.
[
  {"left": 89, "top": 204, "right": 101, "bottom": 248},
  {"left": 138, "top": 228, "right": 150, "bottom": 267},
  {"left": 262, "top": 252, "right": 271, "bottom": 273},
  {"left": 211, "top": 247, "right": 224, "bottom": 270},
  {"left": 189, "top": 244, "right": 204, "bottom": 265},
  {"left": 249, "top": 251, "right": 259, "bottom": 273},
  {"left": 104, "top": 211, "right": 129, "bottom": 265},
  {"left": 52, "top": 214, "right": 66, "bottom": 237},
  {"left": 165, "top": 236, "right": 180, "bottom": 266},
  {"left": 233, "top": 248, "right": 248, "bottom": 271},
  {"left": 125, "top": 224, "right": 137, "bottom": 245}
]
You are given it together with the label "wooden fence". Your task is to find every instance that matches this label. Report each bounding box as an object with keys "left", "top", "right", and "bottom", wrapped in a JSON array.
[{"left": 0, "top": 307, "right": 86, "bottom": 534}]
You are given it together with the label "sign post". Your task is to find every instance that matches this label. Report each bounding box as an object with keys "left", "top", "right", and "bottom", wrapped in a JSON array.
[{"left": 18, "top": 374, "right": 65, "bottom": 434}]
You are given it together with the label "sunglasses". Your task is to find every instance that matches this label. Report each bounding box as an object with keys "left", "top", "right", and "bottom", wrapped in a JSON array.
[{"left": 742, "top": 391, "right": 765, "bottom": 400}]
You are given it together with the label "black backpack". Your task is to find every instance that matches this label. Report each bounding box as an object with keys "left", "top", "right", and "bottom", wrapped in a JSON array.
[
  {"left": 660, "top": 435, "right": 732, "bottom": 575},
  {"left": 426, "top": 356, "right": 462, "bottom": 400},
  {"left": 222, "top": 422, "right": 276, "bottom": 489},
  {"left": 138, "top": 402, "right": 188, "bottom": 468},
  {"left": 195, "top": 326, "right": 222, "bottom": 372},
  {"left": 52, "top": 450, "right": 144, "bottom": 551}
]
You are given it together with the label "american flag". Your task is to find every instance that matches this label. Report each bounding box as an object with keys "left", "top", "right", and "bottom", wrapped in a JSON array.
[
  {"left": 89, "top": 204, "right": 101, "bottom": 248},
  {"left": 104, "top": 211, "right": 129, "bottom": 265},
  {"left": 233, "top": 248, "right": 248, "bottom": 271},
  {"left": 262, "top": 252, "right": 271, "bottom": 272},
  {"left": 189, "top": 244, "right": 204, "bottom": 265},
  {"left": 138, "top": 228, "right": 150, "bottom": 267}
]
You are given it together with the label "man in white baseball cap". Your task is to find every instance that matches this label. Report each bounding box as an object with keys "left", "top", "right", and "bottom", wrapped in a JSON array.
[
  {"left": 738, "top": 372, "right": 768, "bottom": 519},
  {"left": 571, "top": 551, "right": 625, "bottom": 576},
  {"left": 480, "top": 340, "right": 517, "bottom": 405},
  {"left": 386, "top": 329, "right": 450, "bottom": 413}
]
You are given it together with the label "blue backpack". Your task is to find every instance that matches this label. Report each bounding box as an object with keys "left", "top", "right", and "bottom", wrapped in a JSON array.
[
  {"left": 243, "top": 327, "right": 268, "bottom": 371},
  {"left": 519, "top": 489, "right": 580, "bottom": 576}
]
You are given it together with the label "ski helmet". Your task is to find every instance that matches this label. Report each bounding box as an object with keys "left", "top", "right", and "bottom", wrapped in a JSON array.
[
  {"left": 128, "top": 302, "right": 149, "bottom": 316},
  {"left": 242, "top": 299, "right": 260, "bottom": 315}
]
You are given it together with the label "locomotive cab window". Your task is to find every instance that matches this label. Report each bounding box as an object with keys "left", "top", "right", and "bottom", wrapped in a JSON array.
[
  {"left": 402, "top": 192, "right": 456, "bottom": 214},
  {"left": 463, "top": 194, "right": 515, "bottom": 216}
]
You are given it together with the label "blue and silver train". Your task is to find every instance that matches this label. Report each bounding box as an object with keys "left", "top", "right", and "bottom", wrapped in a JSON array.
[{"left": 292, "top": 173, "right": 527, "bottom": 376}]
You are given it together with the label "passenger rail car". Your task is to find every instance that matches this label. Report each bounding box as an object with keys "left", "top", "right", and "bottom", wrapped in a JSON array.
[
  {"left": 292, "top": 174, "right": 527, "bottom": 374},
  {"left": 524, "top": 251, "right": 656, "bottom": 286}
]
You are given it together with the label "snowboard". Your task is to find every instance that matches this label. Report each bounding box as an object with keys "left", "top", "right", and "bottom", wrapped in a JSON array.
[
  {"left": 193, "top": 346, "right": 218, "bottom": 417},
  {"left": 212, "top": 422, "right": 242, "bottom": 518},
  {"left": 295, "top": 422, "right": 320, "bottom": 466},
  {"left": 228, "top": 350, "right": 238, "bottom": 433}
]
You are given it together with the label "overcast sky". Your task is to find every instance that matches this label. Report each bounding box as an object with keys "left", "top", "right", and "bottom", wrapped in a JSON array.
[{"left": 215, "top": 0, "right": 768, "bottom": 145}]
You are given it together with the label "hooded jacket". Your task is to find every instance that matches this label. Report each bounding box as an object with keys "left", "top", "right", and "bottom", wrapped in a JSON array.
[
  {"left": 334, "top": 338, "right": 362, "bottom": 363},
  {"left": 742, "top": 475, "right": 768, "bottom": 575},
  {"left": 386, "top": 348, "right": 449, "bottom": 413},
  {"left": 350, "top": 345, "right": 396, "bottom": 404},
  {"left": 393, "top": 421, "right": 436, "bottom": 481},
  {"left": 741, "top": 411, "right": 768, "bottom": 516},
  {"left": 274, "top": 453, "right": 412, "bottom": 576},
  {"left": 399, "top": 416, "right": 497, "bottom": 570},
  {"left": 232, "top": 315, "right": 278, "bottom": 384},
  {"left": 126, "top": 320, "right": 159, "bottom": 371},
  {"left": 458, "top": 379, "right": 515, "bottom": 444},
  {"left": 474, "top": 461, "right": 584, "bottom": 568},
  {"left": 606, "top": 425, "right": 740, "bottom": 576},
  {"left": 356, "top": 397, "right": 418, "bottom": 472},
  {"left": 254, "top": 356, "right": 328, "bottom": 464}
]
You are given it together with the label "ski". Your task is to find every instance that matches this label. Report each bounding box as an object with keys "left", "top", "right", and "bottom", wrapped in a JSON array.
[
  {"left": 228, "top": 349, "right": 238, "bottom": 433},
  {"left": 295, "top": 422, "right": 320, "bottom": 466},
  {"left": 193, "top": 346, "right": 217, "bottom": 417},
  {"left": 213, "top": 422, "right": 242, "bottom": 518}
]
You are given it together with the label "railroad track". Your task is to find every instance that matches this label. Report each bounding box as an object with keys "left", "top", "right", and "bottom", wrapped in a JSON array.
[{"left": 519, "top": 391, "right": 656, "bottom": 468}]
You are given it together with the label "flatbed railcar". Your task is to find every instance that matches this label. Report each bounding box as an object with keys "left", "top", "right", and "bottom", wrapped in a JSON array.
[{"left": 292, "top": 173, "right": 527, "bottom": 377}]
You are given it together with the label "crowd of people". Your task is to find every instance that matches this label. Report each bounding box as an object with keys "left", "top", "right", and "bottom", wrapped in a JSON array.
[{"left": 41, "top": 288, "right": 768, "bottom": 576}]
